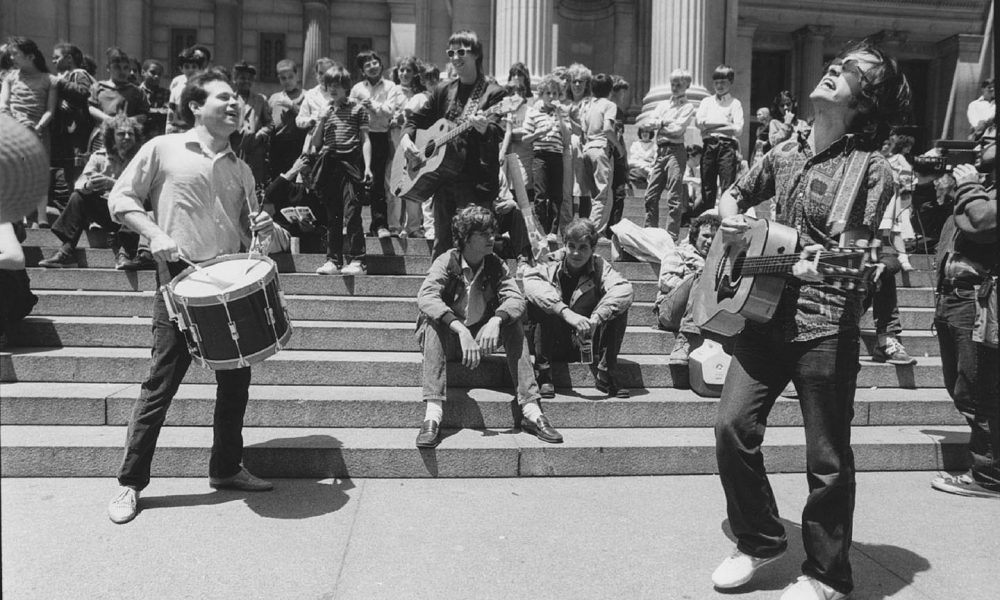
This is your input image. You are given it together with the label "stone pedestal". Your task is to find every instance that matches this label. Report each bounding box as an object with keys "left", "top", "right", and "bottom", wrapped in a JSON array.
[
  {"left": 493, "top": 0, "right": 554, "bottom": 82},
  {"left": 302, "top": 0, "right": 331, "bottom": 89}
]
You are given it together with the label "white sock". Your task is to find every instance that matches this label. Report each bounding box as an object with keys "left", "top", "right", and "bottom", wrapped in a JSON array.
[
  {"left": 424, "top": 400, "right": 443, "bottom": 423},
  {"left": 521, "top": 401, "right": 543, "bottom": 421}
]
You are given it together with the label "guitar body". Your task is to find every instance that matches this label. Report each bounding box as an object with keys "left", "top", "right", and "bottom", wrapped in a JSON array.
[
  {"left": 389, "top": 118, "right": 464, "bottom": 204},
  {"left": 692, "top": 219, "right": 800, "bottom": 337}
]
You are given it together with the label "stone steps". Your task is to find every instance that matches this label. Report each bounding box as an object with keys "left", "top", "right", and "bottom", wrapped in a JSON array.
[
  {"left": 0, "top": 424, "right": 970, "bottom": 478},
  {"left": 0, "top": 383, "right": 961, "bottom": 428},
  {"left": 1, "top": 346, "right": 946, "bottom": 388}
]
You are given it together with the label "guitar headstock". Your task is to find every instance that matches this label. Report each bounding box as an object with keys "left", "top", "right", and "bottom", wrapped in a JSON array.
[
  {"left": 488, "top": 95, "right": 525, "bottom": 116},
  {"left": 817, "top": 244, "right": 879, "bottom": 292}
]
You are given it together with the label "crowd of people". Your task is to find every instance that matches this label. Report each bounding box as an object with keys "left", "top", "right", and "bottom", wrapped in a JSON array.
[{"left": 1, "top": 29, "right": 996, "bottom": 600}]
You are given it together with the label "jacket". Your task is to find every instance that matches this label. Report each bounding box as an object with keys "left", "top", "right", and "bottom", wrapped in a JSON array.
[
  {"left": 417, "top": 249, "right": 525, "bottom": 330},
  {"left": 523, "top": 255, "right": 633, "bottom": 324},
  {"left": 936, "top": 181, "right": 998, "bottom": 284}
]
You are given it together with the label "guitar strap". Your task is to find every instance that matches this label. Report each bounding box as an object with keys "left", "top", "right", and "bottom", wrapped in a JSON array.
[
  {"left": 444, "top": 77, "right": 488, "bottom": 125},
  {"left": 826, "top": 146, "right": 875, "bottom": 242}
]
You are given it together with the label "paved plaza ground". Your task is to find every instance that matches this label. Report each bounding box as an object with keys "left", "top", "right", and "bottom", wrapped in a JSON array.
[{"left": 2, "top": 471, "right": 997, "bottom": 600}]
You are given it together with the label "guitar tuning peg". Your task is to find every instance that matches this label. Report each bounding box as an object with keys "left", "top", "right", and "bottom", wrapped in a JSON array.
[
  {"left": 844, "top": 281, "right": 857, "bottom": 291},
  {"left": 832, "top": 279, "right": 843, "bottom": 289}
]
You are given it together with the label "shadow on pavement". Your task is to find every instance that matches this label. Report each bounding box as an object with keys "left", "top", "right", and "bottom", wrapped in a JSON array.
[{"left": 716, "top": 517, "right": 931, "bottom": 599}]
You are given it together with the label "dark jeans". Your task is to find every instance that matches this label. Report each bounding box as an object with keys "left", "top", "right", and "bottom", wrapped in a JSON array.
[
  {"left": 51, "top": 190, "right": 138, "bottom": 253},
  {"left": 368, "top": 131, "right": 391, "bottom": 233},
  {"left": 716, "top": 328, "right": 859, "bottom": 595},
  {"left": 865, "top": 261, "right": 903, "bottom": 339},
  {"left": 532, "top": 150, "right": 563, "bottom": 234},
  {"left": 495, "top": 207, "right": 532, "bottom": 261},
  {"left": 530, "top": 305, "right": 628, "bottom": 387},
  {"left": 698, "top": 136, "right": 737, "bottom": 215},
  {"left": 432, "top": 179, "right": 495, "bottom": 259},
  {"left": 609, "top": 147, "right": 628, "bottom": 238},
  {"left": 644, "top": 143, "right": 688, "bottom": 238},
  {"left": 117, "top": 261, "right": 251, "bottom": 490},
  {"left": 316, "top": 152, "right": 366, "bottom": 266},
  {"left": 934, "top": 289, "right": 1000, "bottom": 490}
]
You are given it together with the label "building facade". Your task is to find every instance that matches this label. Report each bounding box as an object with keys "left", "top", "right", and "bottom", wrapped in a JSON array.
[{"left": 2, "top": 0, "right": 992, "bottom": 151}]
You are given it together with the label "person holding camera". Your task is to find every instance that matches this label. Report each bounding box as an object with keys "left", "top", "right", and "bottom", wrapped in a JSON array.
[{"left": 926, "top": 143, "right": 998, "bottom": 498}]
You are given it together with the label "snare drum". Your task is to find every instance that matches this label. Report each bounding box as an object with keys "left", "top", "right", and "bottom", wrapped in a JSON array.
[{"left": 162, "top": 254, "right": 292, "bottom": 370}]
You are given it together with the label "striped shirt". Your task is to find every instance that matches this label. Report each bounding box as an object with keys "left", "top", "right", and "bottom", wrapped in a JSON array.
[
  {"left": 319, "top": 100, "right": 369, "bottom": 154},
  {"left": 523, "top": 105, "right": 563, "bottom": 153}
]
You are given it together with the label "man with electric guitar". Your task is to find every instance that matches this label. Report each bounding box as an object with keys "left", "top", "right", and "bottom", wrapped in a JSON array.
[
  {"left": 396, "top": 30, "right": 507, "bottom": 258},
  {"left": 703, "top": 41, "right": 911, "bottom": 600}
]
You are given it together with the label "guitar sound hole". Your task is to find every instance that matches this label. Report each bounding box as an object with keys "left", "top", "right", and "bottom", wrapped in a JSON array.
[
  {"left": 777, "top": 246, "right": 786, "bottom": 254},
  {"left": 424, "top": 142, "right": 436, "bottom": 158}
]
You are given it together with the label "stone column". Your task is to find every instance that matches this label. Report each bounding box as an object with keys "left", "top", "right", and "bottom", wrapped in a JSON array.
[
  {"left": 732, "top": 20, "right": 757, "bottom": 153},
  {"left": 493, "top": 0, "right": 554, "bottom": 82},
  {"left": 641, "top": 0, "right": 727, "bottom": 114},
  {"left": 214, "top": 0, "right": 242, "bottom": 73},
  {"left": 302, "top": 0, "right": 331, "bottom": 89},
  {"left": 792, "top": 25, "right": 831, "bottom": 121},
  {"left": 91, "top": 0, "right": 116, "bottom": 62},
  {"left": 116, "top": 0, "right": 147, "bottom": 60},
  {"left": 631, "top": 0, "right": 652, "bottom": 115}
]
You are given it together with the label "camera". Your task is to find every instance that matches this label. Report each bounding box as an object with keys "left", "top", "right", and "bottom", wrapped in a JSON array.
[{"left": 912, "top": 139, "right": 982, "bottom": 176}]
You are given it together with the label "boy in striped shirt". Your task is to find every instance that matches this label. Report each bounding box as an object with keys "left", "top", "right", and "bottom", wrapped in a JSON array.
[
  {"left": 311, "top": 65, "right": 373, "bottom": 276},
  {"left": 523, "top": 74, "right": 570, "bottom": 238}
]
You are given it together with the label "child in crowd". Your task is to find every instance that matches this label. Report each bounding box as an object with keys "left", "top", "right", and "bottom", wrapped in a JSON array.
[
  {"left": 166, "top": 44, "right": 210, "bottom": 133},
  {"left": 523, "top": 73, "right": 570, "bottom": 239},
  {"left": 311, "top": 65, "right": 372, "bottom": 277},
  {"left": 524, "top": 218, "right": 634, "bottom": 398},
  {"left": 694, "top": 64, "right": 742, "bottom": 215},
  {"left": 414, "top": 205, "right": 563, "bottom": 448},
  {"left": 644, "top": 68, "right": 695, "bottom": 238},
  {"left": 578, "top": 72, "right": 621, "bottom": 234},
  {"left": 267, "top": 59, "right": 308, "bottom": 181},
  {"left": 89, "top": 47, "right": 149, "bottom": 138},
  {"left": 628, "top": 127, "right": 655, "bottom": 189},
  {"left": 138, "top": 59, "right": 168, "bottom": 138}
]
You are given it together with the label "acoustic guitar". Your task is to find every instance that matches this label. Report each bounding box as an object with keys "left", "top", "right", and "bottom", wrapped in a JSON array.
[
  {"left": 389, "top": 96, "right": 524, "bottom": 204},
  {"left": 691, "top": 218, "right": 876, "bottom": 337}
]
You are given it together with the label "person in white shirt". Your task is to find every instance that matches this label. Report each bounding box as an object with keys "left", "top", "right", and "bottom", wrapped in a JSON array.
[
  {"left": 967, "top": 78, "right": 995, "bottom": 142},
  {"left": 628, "top": 128, "right": 656, "bottom": 189},
  {"left": 350, "top": 50, "right": 401, "bottom": 239},
  {"left": 695, "top": 64, "right": 743, "bottom": 216},
  {"left": 579, "top": 73, "right": 623, "bottom": 235},
  {"left": 643, "top": 68, "right": 696, "bottom": 238},
  {"left": 295, "top": 57, "right": 335, "bottom": 131}
]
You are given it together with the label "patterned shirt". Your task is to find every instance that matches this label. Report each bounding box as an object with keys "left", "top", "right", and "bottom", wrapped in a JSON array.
[
  {"left": 523, "top": 104, "right": 564, "bottom": 153},
  {"left": 730, "top": 134, "right": 894, "bottom": 342},
  {"left": 319, "top": 99, "right": 369, "bottom": 155}
]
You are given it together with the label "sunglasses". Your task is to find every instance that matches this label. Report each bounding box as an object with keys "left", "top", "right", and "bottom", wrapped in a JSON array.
[
  {"left": 824, "top": 59, "right": 872, "bottom": 91},
  {"left": 446, "top": 47, "right": 474, "bottom": 59}
]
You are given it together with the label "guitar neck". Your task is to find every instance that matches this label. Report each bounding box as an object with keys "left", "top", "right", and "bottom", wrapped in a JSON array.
[{"left": 734, "top": 254, "right": 801, "bottom": 276}]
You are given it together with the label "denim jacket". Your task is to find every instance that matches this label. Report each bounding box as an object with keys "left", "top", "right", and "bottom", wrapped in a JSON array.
[{"left": 417, "top": 248, "right": 525, "bottom": 330}]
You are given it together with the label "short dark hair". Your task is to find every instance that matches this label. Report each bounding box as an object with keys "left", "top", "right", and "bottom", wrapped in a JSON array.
[
  {"left": 564, "top": 218, "right": 599, "bottom": 248},
  {"left": 712, "top": 64, "right": 735, "bottom": 82},
  {"left": 448, "top": 30, "right": 484, "bottom": 72},
  {"left": 834, "top": 39, "right": 912, "bottom": 147},
  {"left": 771, "top": 90, "right": 798, "bottom": 120},
  {"left": 179, "top": 67, "right": 232, "bottom": 125},
  {"left": 591, "top": 73, "right": 613, "bottom": 98},
  {"left": 141, "top": 58, "right": 164, "bottom": 73},
  {"left": 688, "top": 213, "right": 721, "bottom": 246},
  {"left": 982, "top": 78, "right": 994, "bottom": 89},
  {"left": 355, "top": 49, "right": 382, "bottom": 72},
  {"left": 54, "top": 43, "right": 84, "bottom": 69},
  {"left": 6, "top": 36, "right": 48, "bottom": 73},
  {"left": 888, "top": 134, "right": 915, "bottom": 155},
  {"left": 321, "top": 64, "right": 353, "bottom": 91},
  {"left": 507, "top": 62, "right": 533, "bottom": 98},
  {"left": 104, "top": 46, "right": 130, "bottom": 68},
  {"left": 179, "top": 44, "right": 210, "bottom": 68},
  {"left": 452, "top": 205, "right": 496, "bottom": 251}
]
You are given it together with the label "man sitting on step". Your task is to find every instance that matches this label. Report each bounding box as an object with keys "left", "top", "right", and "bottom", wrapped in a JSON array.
[
  {"left": 38, "top": 113, "right": 152, "bottom": 270},
  {"left": 523, "top": 218, "right": 633, "bottom": 398},
  {"left": 414, "top": 205, "right": 563, "bottom": 448}
]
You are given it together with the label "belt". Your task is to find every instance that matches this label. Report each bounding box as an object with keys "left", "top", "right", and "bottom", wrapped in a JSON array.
[
  {"left": 657, "top": 141, "right": 684, "bottom": 148},
  {"left": 938, "top": 278, "right": 979, "bottom": 293}
]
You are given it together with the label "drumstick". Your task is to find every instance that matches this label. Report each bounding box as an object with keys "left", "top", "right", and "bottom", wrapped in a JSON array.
[{"left": 177, "top": 253, "right": 232, "bottom": 287}]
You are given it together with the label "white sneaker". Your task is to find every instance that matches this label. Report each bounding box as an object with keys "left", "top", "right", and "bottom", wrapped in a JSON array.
[
  {"left": 779, "top": 576, "right": 846, "bottom": 600},
  {"left": 712, "top": 548, "right": 785, "bottom": 589},
  {"left": 315, "top": 260, "right": 340, "bottom": 275},
  {"left": 108, "top": 486, "right": 139, "bottom": 524},
  {"left": 377, "top": 227, "right": 392, "bottom": 239},
  {"left": 341, "top": 260, "right": 366, "bottom": 276}
]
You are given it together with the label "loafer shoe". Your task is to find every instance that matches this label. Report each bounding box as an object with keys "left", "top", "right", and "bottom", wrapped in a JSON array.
[
  {"left": 415, "top": 419, "right": 441, "bottom": 448},
  {"left": 520, "top": 415, "right": 563, "bottom": 444},
  {"left": 108, "top": 486, "right": 140, "bottom": 524},
  {"left": 712, "top": 548, "right": 785, "bottom": 589},
  {"left": 539, "top": 382, "right": 556, "bottom": 399},
  {"left": 779, "top": 575, "right": 847, "bottom": 600},
  {"left": 209, "top": 467, "right": 274, "bottom": 491},
  {"left": 38, "top": 249, "right": 78, "bottom": 268}
]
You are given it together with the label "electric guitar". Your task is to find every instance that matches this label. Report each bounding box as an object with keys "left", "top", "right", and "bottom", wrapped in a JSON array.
[
  {"left": 691, "top": 218, "right": 877, "bottom": 337},
  {"left": 389, "top": 96, "right": 524, "bottom": 204}
]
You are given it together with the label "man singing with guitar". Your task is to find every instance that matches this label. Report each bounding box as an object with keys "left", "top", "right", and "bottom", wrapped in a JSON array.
[
  {"left": 708, "top": 41, "right": 911, "bottom": 600},
  {"left": 397, "top": 30, "right": 505, "bottom": 258}
]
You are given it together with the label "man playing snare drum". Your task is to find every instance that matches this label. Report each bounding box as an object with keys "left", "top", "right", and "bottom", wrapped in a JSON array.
[{"left": 105, "top": 68, "right": 276, "bottom": 524}]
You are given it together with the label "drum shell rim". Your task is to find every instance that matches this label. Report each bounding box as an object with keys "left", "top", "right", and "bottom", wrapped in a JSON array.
[{"left": 168, "top": 254, "right": 278, "bottom": 307}]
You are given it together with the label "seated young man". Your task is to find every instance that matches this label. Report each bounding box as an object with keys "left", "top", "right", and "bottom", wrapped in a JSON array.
[
  {"left": 415, "top": 205, "right": 563, "bottom": 448},
  {"left": 524, "top": 218, "right": 634, "bottom": 398},
  {"left": 653, "top": 212, "right": 720, "bottom": 364}
]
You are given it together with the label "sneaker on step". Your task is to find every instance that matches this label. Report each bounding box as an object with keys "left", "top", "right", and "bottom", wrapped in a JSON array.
[
  {"left": 315, "top": 260, "right": 340, "bottom": 275},
  {"left": 779, "top": 575, "right": 846, "bottom": 600},
  {"left": 871, "top": 337, "right": 916, "bottom": 365},
  {"left": 931, "top": 471, "right": 1000, "bottom": 498},
  {"left": 898, "top": 254, "right": 914, "bottom": 272},
  {"left": 377, "top": 227, "right": 392, "bottom": 239},
  {"left": 38, "top": 249, "right": 78, "bottom": 268},
  {"left": 712, "top": 548, "right": 785, "bottom": 589},
  {"left": 107, "top": 486, "right": 140, "bottom": 524},
  {"left": 341, "top": 260, "right": 366, "bottom": 276},
  {"left": 668, "top": 333, "right": 690, "bottom": 366}
]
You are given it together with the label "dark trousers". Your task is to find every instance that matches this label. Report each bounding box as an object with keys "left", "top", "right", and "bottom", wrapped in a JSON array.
[
  {"left": 864, "top": 259, "right": 903, "bottom": 339},
  {"left": 496, "top": 207, "right": 532, "bottom": 261},
  {"left": 368, "top": 131, "right": 391, "bottom": 233},
  {"left": 608, "top": 147, "right": 628, "bottom": 237},
  {"left": 716, "top": 329, "right": 859, "bottom": 595},
  {"left": 698, "top": 136, "right": 737, "bottom": 215},
  {"left": 432, "top": 180, "right": 495, "bottom": 259},
  {"left": 532, "top": 150, "right": 563, "bottom": 234},
  {"left": 935, "top": 289, "right": 1000, "bottom": 490},
  {"left": 117, "top": 262, "right": 251, "bottom": 490},
  {"left": 51, "top": 190, "right": 138, "bottom": 253},
  {"left": 316, "top": 152, "right": 366, "bottom": 266},
  {"left": 529, "top": 305, "right": 628, "bottom": 387}
]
